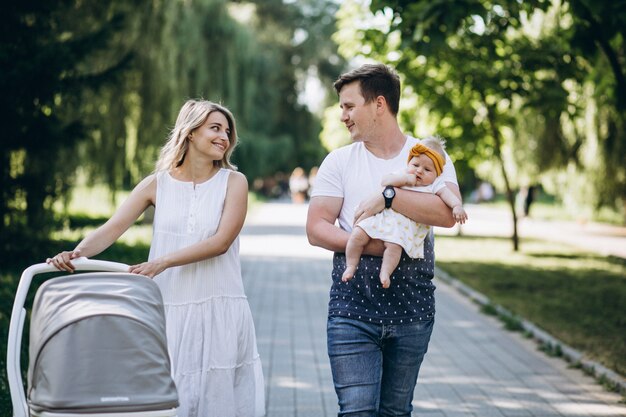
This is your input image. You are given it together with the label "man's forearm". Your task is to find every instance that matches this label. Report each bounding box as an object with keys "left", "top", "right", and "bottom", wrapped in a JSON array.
[
  {"left": 392, "top": 188, "right": 455, "bottom": 227},
  {"left": 307, "top": 221, "right": 385, "bottom": 256},
  {"left": 307, "top": 220, "right": 351, "bottom": 253}
]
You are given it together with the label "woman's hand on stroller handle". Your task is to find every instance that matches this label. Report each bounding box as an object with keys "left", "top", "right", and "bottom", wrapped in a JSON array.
[
  {"left": 129, "top": 259, "right": 167, "bottom": 278},
  {"left": 46, "top": 249, "right": 81, "bottom": 272}
]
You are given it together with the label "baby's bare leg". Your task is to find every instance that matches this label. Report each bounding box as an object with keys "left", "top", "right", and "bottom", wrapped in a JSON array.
[
  {"left": 379, "top": 242, "right": 403, "bottom": 288},
  {"left": 342, "top": 226, "right": 371, "bottom": 282}
]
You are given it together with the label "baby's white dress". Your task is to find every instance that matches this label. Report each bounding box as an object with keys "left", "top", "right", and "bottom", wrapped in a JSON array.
[
  {"left": 357, "top": 178, "right": 445, "bottom": 259},
  {"left": 149, "top": 169, "right": 265, "bottom": 417}
]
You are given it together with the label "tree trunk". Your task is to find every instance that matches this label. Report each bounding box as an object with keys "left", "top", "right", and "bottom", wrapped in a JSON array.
[
  {"left": 483, "top": 100, "right": 519, "bottom": 251},
  {"left": 0, "top": 152, "right": 8, "bottom": 237},
  {"left": 24, "top": 151, "right": 53, "bottom": 236}
]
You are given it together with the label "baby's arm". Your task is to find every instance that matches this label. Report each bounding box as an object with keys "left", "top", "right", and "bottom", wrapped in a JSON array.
[
  {"left": 381, "top": 171, "right": 417, "bottom": 187},
  {"left": 437, "top": 186, "right": 468, "bottom": 224}
]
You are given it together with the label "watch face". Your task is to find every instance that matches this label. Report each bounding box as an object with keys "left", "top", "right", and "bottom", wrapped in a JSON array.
[{"left": 383, "top": 188, "right": 395, "bottom": 198}]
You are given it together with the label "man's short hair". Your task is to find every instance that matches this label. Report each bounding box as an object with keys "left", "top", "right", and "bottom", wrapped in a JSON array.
[{"left": 333, "top": 63, "right": 401, "bottom": 115}]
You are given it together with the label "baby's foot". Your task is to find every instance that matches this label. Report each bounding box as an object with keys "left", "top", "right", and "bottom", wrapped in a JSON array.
[
  {"left": 342, "top": 266, "right": 356, "bottom": 282},
  {"left": 380, "top": 273, "right": 391, "bottom": 289}
]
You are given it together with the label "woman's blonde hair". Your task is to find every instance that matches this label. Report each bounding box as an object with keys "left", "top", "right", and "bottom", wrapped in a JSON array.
[{"left": 155, "top": 99, "right": 238, "bottom": 172}]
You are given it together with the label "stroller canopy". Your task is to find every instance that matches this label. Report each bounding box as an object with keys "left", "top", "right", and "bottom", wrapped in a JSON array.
[{"left": 28, "top": 272, "right": 178, "bottom": 414}]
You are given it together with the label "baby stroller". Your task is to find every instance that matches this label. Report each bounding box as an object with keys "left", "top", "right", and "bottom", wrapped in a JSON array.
[{"left": 7, "top": 258, "right": 179, "bottom": 417}]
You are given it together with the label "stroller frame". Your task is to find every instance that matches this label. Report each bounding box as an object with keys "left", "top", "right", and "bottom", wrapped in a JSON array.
[{"left": 6, "top": 258, "right": 177, "bottom": 417}]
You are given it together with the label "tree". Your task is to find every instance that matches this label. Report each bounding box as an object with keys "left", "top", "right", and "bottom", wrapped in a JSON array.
[
  {"left": 560, "top": 0, "right": 626, "bottom": 219},
  {"left": 365, "top": 0, "right": 626, "bottom": 225},
  {"left": 76, "top": 0, "right": 346, "bottom": 187},
  {"left": 0, "top": 1, "right": 148, "bottom": 246},
  {"left": 234, "top": 0, "right": 346, "bottom": 175},
  {"left": 335, "top": 0, "right": 584, "bottom": 249},
  {"left": 1, "top": 0, "right": 347, "bottom": 243}
]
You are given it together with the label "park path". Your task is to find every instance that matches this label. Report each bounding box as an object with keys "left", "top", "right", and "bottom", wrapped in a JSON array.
[{"left": 239, "top": 201, "right": 626, "bottom": 417}]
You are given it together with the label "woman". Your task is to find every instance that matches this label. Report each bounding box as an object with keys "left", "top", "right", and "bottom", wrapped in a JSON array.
[{"left": 48, "top": 99, "right": 265, "bottom": 417}]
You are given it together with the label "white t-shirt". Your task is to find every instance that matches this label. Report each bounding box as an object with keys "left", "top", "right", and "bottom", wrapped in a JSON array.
[{"left": 310, "top": 136, "right": 458, "bottom": 233}]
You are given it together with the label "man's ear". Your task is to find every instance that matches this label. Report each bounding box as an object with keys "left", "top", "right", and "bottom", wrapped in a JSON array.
[{"left": 375, "top": 95, "right": 388, "bottom": 115}]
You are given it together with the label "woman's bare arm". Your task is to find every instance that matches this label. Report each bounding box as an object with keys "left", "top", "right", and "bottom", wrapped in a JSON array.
[
  {"left": 48, "top": 175, "right": 156, "bottom": 272},
  {"left": 307, "top": 196, "right": 385, "bottom": 256}
]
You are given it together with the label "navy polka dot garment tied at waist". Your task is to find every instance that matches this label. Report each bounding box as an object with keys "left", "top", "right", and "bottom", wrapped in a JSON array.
[{"left": 329, "top": 234, "right": 436, "bottom": 325}]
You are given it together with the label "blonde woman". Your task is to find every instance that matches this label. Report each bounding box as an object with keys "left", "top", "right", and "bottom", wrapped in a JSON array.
[{"left": 48, "top": 99, "right": 265, "bottom": 417}]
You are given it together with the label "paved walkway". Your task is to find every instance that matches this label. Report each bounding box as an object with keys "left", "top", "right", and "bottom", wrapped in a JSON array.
[{"left": 240, "top": 202, "right": 626, "bottom": 417}]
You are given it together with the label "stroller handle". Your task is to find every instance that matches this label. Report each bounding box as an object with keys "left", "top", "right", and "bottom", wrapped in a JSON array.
[{"left": 7, "top": 257, "right": 130, "bottom": 417}]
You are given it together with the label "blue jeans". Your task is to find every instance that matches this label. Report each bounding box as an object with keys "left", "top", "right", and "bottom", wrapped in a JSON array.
[{"left": 327, "top": 316, "right": 434, "bottom": 417}]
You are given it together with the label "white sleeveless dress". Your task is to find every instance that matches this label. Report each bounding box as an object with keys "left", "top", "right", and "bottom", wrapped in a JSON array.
[{"left": 149, "top": 169, "right": 265, "bottom": 417}]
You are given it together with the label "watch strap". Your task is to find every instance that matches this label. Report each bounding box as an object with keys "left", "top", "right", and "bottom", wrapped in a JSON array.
[{"left": 383, "top": 186, "right": 395, "bottom": 209}]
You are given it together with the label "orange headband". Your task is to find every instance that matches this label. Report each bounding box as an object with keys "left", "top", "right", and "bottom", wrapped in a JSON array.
[{"left": 407, "top": 143, "right": 445, "bottom": 176}]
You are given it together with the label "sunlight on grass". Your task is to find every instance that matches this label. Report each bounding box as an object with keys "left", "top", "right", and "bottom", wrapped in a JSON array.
[
  {"left": 51, "top": 224, "right": 153, "bottom": 247},
  {"left": 50, "top": 185, "right": 150, "bottom": 247},
  {"left": 54, "top": 186, "right": 262, "bottom": 248},
  {"left": 62, "top": 186, "right": 262, "bottom": 219},
  {"left": 60, "top": 185, "right": 131, "bottom": 217}
]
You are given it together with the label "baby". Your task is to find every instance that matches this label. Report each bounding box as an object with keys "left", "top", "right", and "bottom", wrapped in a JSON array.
[{"left": 342, "top": 136, "right": 467, "bottom": 288}]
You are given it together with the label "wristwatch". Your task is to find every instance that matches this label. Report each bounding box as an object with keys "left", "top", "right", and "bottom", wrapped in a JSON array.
[{"left": 382, "top": 186, "right": 395, "bottom": 209}]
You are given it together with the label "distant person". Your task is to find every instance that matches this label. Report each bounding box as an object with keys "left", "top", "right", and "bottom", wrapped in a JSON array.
[
  {"left": 307, "top": 63, "right": 459, "bottom": 416},
  {"left": 47, "top": 99, "right": 265, "bottom": 417},
  {"left": 478, "top": 181, "right": 494, "bottom": 202},
  {"left": 307, "top": 166, "right": 319, "bottom": 199},
  {"left": 523, "top": 185, "right": 536, "bottom": 217},
  {"left": 289, "top": 166, "right": 308, "bottom": 204},
  {"left": 342, "top": 135, "right": 467, "bottom": 288}
]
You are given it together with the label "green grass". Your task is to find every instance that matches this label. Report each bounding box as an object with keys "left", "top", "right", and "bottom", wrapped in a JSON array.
[
  {"left": 59, "top": 185, "right": 130, "bottom": 217},
  {"left": 51, "top": 186, "right": 264, "bottom": 246},
  {"left": 434, "top": 235, "right": 626, "bottom": 377}
]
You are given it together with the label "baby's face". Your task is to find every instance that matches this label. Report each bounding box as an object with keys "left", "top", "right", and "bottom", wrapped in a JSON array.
[{"left": 407, "top": 155, "right": 438, "bottom": 186}]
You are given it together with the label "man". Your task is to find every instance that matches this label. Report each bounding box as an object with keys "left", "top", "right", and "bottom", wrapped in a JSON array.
[{"left": 306, "top": 63, "right": 459, "bottom": 416}]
